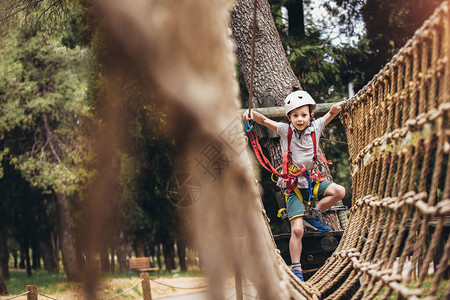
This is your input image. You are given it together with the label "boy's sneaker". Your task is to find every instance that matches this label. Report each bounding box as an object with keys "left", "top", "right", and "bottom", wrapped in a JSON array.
[
  {"left": 292, "top": 269, "right": 304, "bottom": 281},
  {"left": 305, "top": 217, "right": 331, "bottom": 232}
]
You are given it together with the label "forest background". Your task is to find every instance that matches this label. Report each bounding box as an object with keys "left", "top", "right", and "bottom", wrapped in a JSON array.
[{"left": 0, "top": 0, "right": 444, "bottom": 290}]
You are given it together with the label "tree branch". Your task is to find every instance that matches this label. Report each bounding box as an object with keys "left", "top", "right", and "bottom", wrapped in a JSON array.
[
  {"left": 0, "top": 0, "right": 44, "bottom": 24},
  {"left": 42, "top": 113, "right": 64, "bottom": 166}
]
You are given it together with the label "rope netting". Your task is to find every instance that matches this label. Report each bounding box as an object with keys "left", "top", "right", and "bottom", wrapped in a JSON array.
[{"left": 308, "top": 2, "right": 450, "bottom": 298}]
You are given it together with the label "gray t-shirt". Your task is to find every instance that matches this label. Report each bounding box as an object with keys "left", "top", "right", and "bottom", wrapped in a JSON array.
[{"left": 276, "top": 117, "right": 326, "bottom": 188}]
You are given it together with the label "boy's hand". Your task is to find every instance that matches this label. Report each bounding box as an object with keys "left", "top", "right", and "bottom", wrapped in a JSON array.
[
  {"left": 330, "top": 101, "right": 344, "bottom": 115},
  {"left": 242, "top": 109, "right": 254, "bottom": 121},
  {"left": 324, "top": 101, "right": 345, "bottom": 126}
]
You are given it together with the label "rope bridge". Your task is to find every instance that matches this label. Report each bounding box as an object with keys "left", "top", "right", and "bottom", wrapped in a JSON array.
[{"left": 300, "top": 2, "right": 449, "bottom": 299}]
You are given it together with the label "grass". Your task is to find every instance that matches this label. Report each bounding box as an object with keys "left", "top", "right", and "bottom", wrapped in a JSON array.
[
  {"left": 3, "top": 266, "right": 203, "bottom": 298},
  {"left": 375, "top": 276, "right": 448, "bottom": 299},
  {"left": 4, "top": 269, "right": 71, "bottom": 296}
]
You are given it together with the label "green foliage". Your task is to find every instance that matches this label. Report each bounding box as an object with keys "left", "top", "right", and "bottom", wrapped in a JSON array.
[
  {"left": 269, "top": 2, "right": 360, "bottom": 103},
  {"left": 329, "top": 0, "right": 444, "bottom": 90},
  {"left": 0, "top": 160, "right": 58, "bottom": 277},
  {"left": 320, "top": 120, "right": 352, "bottom": 207},
  {"left": 84, "top": 25, "right": 183, "bottom": 257},
  {"left": 0, "top": 25, "right": 92, "bottom": 195},
  {"left": 5, "top": 269, "right": 69, "bottom": 296},
  {"left": 61, "top": 2, "right": 97, "bottom": 49}
]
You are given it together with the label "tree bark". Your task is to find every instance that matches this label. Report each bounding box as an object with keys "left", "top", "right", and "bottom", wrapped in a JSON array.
[
  {"left": 162, "top": 241, "right": 176, "bottom": 272},
  {"left": 19, "top": 242, "right": 32, "bottom": 277},
  {"left": 176, "top": 239, "right": 187, "bottom": 272},
  {"left": 109, "top": 248, "right": 115, "bottom": 274},
  {"left": 19, "top": 242, "right": 32, "bottom": 276},
  {"left": 135, "top": 234, "right": 146, "bottom": 257},
  {"left": 19, "top": 249, "right": 25, "bottom": 269},
  {"left": 0, "top": 276, "right": 7, "bottom": 296},
  {"left": 117, "top": 230, "right": 127, "bottom": 272},
  {"left": 31, "top": 244, "right": 40, "bottom": 270},
  {"left": 56, "top": 192, "right": 80, "bottom": 281},
  {"left": 40, "top": 241, "right": 58, "bottom": 272},
  {"left": 52, "top": 233, "right": 60, "bottom": 271},
  {"left": 0, "top": 227, "right": 9, "bottom": 280},
  {"left": 12, "top": 251, "right": 17, "bottom": 269},
  {"left": 156, "top": 244, "right": 162, "bottom": 272},
  {"left": 99, "top": 243, "right": 110, "bottom": 273},
  {"left": 231, "top": 0, "right": 301, "bottom": 106},
  {"left": 75, "top": 238, "right": 85, "bottom": 272},
  {"left": 25, "top": 248, "right": 32, "bottom": 276}
]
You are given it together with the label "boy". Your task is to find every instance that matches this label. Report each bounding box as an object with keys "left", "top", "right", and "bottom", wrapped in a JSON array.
[{"left": 243, "top": 90, "right": 345, "bottom": 281}]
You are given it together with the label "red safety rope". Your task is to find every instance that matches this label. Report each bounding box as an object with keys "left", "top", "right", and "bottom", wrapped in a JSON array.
[{"left": 311, "top": 131, "right": 333, "bottom": 165}]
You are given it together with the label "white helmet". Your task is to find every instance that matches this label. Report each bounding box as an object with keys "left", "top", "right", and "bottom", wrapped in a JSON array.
[{"left": 284, "top": 91, "right": 316, "bottom": 115}]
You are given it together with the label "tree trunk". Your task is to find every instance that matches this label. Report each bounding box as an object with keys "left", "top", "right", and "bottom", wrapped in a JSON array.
[
  {"left": 162, "top": 241, "right": 176, "bottom": 272},
  {"left": 99, "top": 243, "right": 110, "bottom": 273},
  {"left": 52, "top": 233, "right": 60, "bottom": 271},
  {"left": 19, "top": 242, "right": 32, "bottom": 276},
  {"left": 110, "top": 248, "right": 115, "bottom": 274},
  {"left": 32, "top": 243, "right": 40, "bottom": 270},
  {"left": 0, "top": 227, "right": 9, "bottom": 280},
  {"left": 12, "top": 251, "right": 17, "bottom": 269},
  {"left": 231, "top": 0, "right": 299, "bottom": 170},
  {"left": 19, "top": 249, "right": 25, "bottom": 269},
  {"left": 135, "top": 234, "right": 145, "bottom": 257},
  {"left": 75, "top": 238, "right": 85, "bottom": 272},
  {"left": 176, "top": 239, "right": 187, "bottom": 272},
  {"left": 25, "top": 247, "right": 32, "bottom": 276},
  {"left": 56, "top": 192, "right": 80, "bottom": 281},
  {"left": 231, "top": 0, "right": 332, "bottom": 180},
  {"left": 40, "top": 241, "right": 58, "bottom": 272},
  {"left": 286, "top": 0, "right": 305, "bottom": 39},
  {"left": 231, "top": 0, "right": 301, "bottom": 106},
  {"left": 117, "top": 230, "right": 127, "bottom": 272},
  {"left": 156, "top": 245, "right": 162, "bottom": 272},
  {"left": 19, "top": 242, "right": 32, "bottom": 277},
  {"left": 0, "top": 276, "right": 7, "bottom": 296}
]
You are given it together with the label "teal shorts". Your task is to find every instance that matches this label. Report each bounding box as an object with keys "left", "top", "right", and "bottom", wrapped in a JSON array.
[{"left": 286, "top": 180, "right": 334, "bottom": 220}]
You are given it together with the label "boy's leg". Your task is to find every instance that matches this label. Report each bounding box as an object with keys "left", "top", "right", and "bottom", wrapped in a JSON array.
[
  {"left": 289, "top": 216, "right": 304, "bottom": 264},
  {"left": 289, "top": 216, "right": 304, "bottom": 281},
  {"left": 316, "top": 183, "right": 345, "bottom": 212},
  {"left": 303, "top": 181, "right": 345, "bottom": 232},
  {"left": 285, "top": 191, "right": 307, "bottom": 281}
]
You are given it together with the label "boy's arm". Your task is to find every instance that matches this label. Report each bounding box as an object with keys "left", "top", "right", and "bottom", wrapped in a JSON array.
[
  {"left": 323, "top": 101, "right": 344, "bottom": 126},
  {"left": 243, "top": 110, "right": 278, "bottom": 132}
]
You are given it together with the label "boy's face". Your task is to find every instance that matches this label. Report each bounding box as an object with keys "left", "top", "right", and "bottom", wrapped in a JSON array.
[{"left": 288, "top": 105, "right": 313, "bottom": 131}]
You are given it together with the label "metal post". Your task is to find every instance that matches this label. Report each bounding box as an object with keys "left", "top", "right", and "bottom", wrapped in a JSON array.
[
  {"left": 26, "top": 285, "right": 37, "bottom": 300},
  {"left": 140, "top": 272, "right": 152, "bottom": 300}
]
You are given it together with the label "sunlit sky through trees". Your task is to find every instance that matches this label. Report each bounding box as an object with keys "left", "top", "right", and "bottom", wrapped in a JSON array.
[{"left": 281, "top": 0, "right": 365, "bottom": 46}]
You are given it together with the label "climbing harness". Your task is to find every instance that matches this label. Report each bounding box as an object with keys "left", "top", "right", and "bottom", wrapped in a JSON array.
[{"left": 245, "top": 121, "right": 332, "bottom": 216}]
